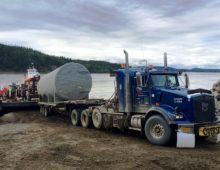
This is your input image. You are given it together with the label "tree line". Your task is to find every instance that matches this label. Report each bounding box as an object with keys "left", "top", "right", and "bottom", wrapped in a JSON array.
[{"left": 0, "top": 43, "right": 120, "bottom": 73}]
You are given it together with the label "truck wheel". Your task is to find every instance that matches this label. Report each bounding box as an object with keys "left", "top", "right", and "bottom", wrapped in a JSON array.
[
  {"left": 144, "top": 115, "right": 171, "bottom": 146},
  {"left": 92, "top": 108, "right": 103, "bottom": 129},
  {"left": 40, "top": 106, "right": 44, "bottom": 115},
  {"left": 43, "top": 107, "right": 49, "bottom": 117},
  {"left": 71, "top": 109, "right": 81, "bottom": 126},
  {"left": 81, "top": 109, "right": 92, "bottom": 128}
]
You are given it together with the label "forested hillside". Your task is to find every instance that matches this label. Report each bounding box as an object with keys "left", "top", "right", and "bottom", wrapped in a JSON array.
[{"left": 0, "top": 44, "right": 120, "bottom": 73}]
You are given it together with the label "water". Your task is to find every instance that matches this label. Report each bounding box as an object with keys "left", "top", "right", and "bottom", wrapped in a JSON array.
[
  {"left": 186, "top": 72, "right": 220, "bottom": 90},
  {"left": 90, "top": 74, "right": 115, "bottom": 99},
  {"left": 0, "top": 72, "right": 219, "bottom": 99}
]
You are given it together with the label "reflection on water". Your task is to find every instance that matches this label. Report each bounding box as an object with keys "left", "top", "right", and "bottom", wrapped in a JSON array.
[{"left": 0, "top": 72, "right": 219, "bottom": 99}]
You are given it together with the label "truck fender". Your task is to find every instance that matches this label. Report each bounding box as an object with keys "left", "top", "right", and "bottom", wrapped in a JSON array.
[{"left": 144, "top": 106, "right": 176, "bottom": 125}]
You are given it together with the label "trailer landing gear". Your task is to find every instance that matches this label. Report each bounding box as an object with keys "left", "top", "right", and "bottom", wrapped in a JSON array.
[{"left": 40, "top": 106, "right": 49, "bottom": 117}]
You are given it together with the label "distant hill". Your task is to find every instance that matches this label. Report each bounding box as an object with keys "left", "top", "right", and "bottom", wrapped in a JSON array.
[
  {"left": 156, "top": 66, "right": 220, "bottom": 73},
  {"left": 187, "top": 68, "right": 220, "bottom": 72},
  {"left": 0, "top": 43, "right": 120, "bottom": 73},
  {"left": 0, "top": 43, "right": 219, "bottom": 73}
]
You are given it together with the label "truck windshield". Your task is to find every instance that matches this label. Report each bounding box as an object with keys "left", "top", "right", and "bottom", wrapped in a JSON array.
[{"left": 151, "top": 75, "right": 179, "bottom": 87}]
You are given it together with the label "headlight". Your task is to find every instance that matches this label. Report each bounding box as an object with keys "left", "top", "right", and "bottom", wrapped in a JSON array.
[
  {"left": 175, "top": 114, "right": 184, "bottom": 119},
  {"left": 174, "top": 107, "right": 184, "bottom": 119}
]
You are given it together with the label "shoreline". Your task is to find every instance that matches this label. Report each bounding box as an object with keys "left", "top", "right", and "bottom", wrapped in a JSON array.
[
  {"left": 1, "top": 70, "right": 220, "bottom": 74},
  {"left": 0, "top": 72, "right": 114, "bottom": 74},
  {"left": 0, "top": 72, "right": 25, "bottom": 74}
]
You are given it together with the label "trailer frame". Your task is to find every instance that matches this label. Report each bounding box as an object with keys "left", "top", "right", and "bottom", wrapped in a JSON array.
[{"left": 38, "top": 99, "right": 105, "bottom": 117}]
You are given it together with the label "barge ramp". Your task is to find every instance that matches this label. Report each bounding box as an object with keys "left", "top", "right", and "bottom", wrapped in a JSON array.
[{"left": 0, "top": 100, "right": 39, "bottom": 116}]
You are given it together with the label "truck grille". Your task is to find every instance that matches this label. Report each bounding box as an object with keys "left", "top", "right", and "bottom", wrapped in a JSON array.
[{"left": 193, "top": 95, "right": 215, "bottom": 123}]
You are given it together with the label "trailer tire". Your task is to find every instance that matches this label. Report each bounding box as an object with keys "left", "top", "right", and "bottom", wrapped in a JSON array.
[
  {"left": 81, "top": 109, "right": 92, "bottom": 128},
  {"left": 71, "top": 109, "right": 81, "bottom": 126},
  {"left": 40, "top": 106, "right": 44, "bottom": 115},
  {"left": 92, "top": 108, "right": 103, "bottom": 129},
  {"left": 145, "top": 115, "right": 171, "bottom": 146},
  {"left": 43, "top": 107, "right": 49, "bottom": 117}
]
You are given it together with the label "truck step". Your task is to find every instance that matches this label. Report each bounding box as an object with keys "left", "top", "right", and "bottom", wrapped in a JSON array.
[{"left": 128, "top": 127, "right": 142, "bottom": 132}]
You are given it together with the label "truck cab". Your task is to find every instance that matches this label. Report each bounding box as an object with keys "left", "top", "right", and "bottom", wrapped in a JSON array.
[{"left": 116, "top": 68, "right": 187, "bottom": 114}]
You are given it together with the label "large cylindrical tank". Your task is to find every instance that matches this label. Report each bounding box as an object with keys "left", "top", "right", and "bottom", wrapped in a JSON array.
[{"left": 37, "top": 62, "right": 92, "bottom": 102}]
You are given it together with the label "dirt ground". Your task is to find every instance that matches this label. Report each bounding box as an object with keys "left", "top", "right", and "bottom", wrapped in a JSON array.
[{"left": 0, "top": 111, "right": 219, "bottom": 170}]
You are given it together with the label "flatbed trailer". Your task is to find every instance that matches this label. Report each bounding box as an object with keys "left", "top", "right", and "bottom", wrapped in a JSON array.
[
  {"left": 38, "top": 99, "right": 106, "bottom": 126},
  {"left": 39, "top": 98, "right": 144, "bottom": 132}
]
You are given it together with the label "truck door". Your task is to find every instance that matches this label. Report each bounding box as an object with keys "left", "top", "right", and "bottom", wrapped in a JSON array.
[{"left": 134, "top": 72, "right": 150, "bottom": 112}]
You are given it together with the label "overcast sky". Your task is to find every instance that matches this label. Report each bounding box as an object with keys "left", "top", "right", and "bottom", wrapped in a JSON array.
[{"left": 1, "top": 0, "right": 220, "bottom": 68}]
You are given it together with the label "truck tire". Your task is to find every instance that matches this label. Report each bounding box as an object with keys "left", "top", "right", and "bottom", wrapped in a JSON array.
[
  {"left": 81, "top": 109, "right": 92, "bottom": 128},
  {"left": 92, "top": 108, "right": 103, "bottom": 129},
  {"left": 43, "top": 106, "right": 49, "bottom": 117},
  {"left": 144, "top": 115, "right": 171, "bottom": 146},
  {"left": 71, "top": 109, "right": 81, "bottom": 126},
  {"left": 40, "top": 106, "right": 44, "bottom": 115}
]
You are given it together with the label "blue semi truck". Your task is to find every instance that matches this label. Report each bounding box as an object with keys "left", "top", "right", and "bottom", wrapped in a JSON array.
[
  {"left": 39, "top": 50, "right": 220, "bottom": 148},
  {"left": 90, "top": 50, "right": 220, "bottom": 148}
]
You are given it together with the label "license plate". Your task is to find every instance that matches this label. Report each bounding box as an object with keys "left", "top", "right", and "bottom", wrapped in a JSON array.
[{"left": 199, "top": 126, "right": 220, "bottom": 137}]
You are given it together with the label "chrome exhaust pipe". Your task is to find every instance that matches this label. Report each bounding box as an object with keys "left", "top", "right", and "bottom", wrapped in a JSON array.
[
  {"left": 164, "top": 52, "right": 168, "bottom": 70},
  {"left": 123, "top": 50, "right": 132, "bottom": 113}
]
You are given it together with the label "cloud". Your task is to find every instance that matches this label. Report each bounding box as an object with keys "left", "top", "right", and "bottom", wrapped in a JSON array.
[{"left": 0, "top": 0, "right": 220, "bottom": 68}]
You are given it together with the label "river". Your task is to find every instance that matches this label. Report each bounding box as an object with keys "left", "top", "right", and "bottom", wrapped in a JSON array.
[{"left": 0, "top": 72, "right": 219, "bottom": 99}]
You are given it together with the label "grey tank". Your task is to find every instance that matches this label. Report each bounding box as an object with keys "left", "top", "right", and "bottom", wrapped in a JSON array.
[{"left": 37, "top": 62, "right": 92, "bottom": 102}]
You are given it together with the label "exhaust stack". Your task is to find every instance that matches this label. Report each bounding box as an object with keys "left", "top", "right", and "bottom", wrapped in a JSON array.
[
  {"left": 164, "top": 52, "right": 168, "bottom": 70},
  {"left": 184, "top": 73, "right": 189, "bottom": 89},
  {"left": 124, "top": 50, "right": 132, "bottom": 114}
]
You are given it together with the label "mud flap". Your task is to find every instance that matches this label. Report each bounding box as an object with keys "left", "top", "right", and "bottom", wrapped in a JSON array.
[{"left": 176, "top": 132, "right": 195, "bottom": 148}]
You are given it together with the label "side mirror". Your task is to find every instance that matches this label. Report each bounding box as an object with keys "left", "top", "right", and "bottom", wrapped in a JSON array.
[
  {"left": 184, "top": 73, "right": 189, "bottom": 89},
  {"left": 136, "top": 72, "right": 143, "bottom": 87}
]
